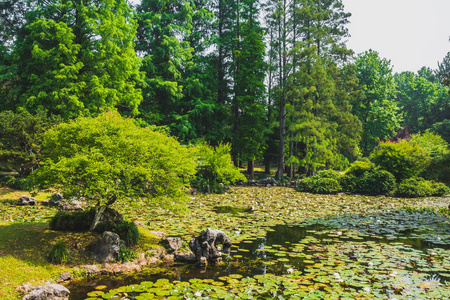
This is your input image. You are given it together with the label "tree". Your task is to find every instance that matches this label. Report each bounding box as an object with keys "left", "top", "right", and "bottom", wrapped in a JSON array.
[
  {"left": 3, "top": 0, "right": 143, "bottom": 118},
  {"left": 354, "top": 50, "right": 402, "bottom": 154},
  {"left": 437, "top": 51, "right": 450, "bottom": 88},
  {"left": 0, "top": 110, "right": 61, "bottom": 177},
  {"left": 35, "top": 112, "right": 197, "bottom": 230}
]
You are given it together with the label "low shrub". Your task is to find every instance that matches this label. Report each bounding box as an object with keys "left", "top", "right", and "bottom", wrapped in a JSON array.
[
  {"left": 396, "top": 177, "right": 450, "bottom": 198},
  {"left": 0, "top": 175, "right": 32, "bottom": 190},
  {"left": 192, "top": 143, "right": 246, "bottom": 193},
  {"left": 344, "top": 159, "right": 374, "bottom": 177},
  {"left": 341, "top": 169, "right": 396, "bottom": 195},
  {"left": 49, "top": 210, "right": 94, "bottom": 231},
  {"left": 316, "top": 169, "right": 342, "bottom": 180},
  {"left": 118, "top": 247, "right": 137, "bottom": 262},
  {"left": 113, "top": 221, "right": 139, "bottom": 246},
  {"left": 48, "top": 241, "right": 70, "bottom": 264},
  {"left": 296, "top": 176, "right": 341, "bottom": 194}
]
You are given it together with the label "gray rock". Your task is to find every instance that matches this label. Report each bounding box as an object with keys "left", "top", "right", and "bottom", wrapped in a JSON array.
[
  {"left": 87, "top": 231, "right": 121, "bottom": 262},
  {"left": 49, "top": 193, "right": 64, "bottom": 206},
  {"left": 58, "top": 199, "right": 83, "bottom": 212},
  {"left": 148, "top": 231, "right": 166, "bottom": 239},
  {"left": 81, "top": 265, "right": 100, "bottom": 275},
  {"left": 22, "top": 284, "right": 69, "bottom": 300},
  {"left": 133, "top": 221, "right": 144, "bottom": 227},
  {"left": 40, "top": 200, "right": 49, "bottom": 206},
  {"left": 59, "top": 272, "right": 71, "bottom": 282},
  {"left": 259, "top": 178, "right": 278, "bottom": 187},
  {"left": 189, "top": 228, "right": 231, "bottom": 264},
  {"left": 175, "top": 252, "right": 196, "bottom": 263},
  {"left": 18, "top": 195, "right": 37, "bottom": 206},
  {"left": 161, "top": 237, "right": 183, "bottom": 252}
]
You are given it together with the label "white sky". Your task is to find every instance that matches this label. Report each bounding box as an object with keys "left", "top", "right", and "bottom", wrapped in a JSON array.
[
  {"left": 342, "top": 0, "right": 450, "bottom": 73},
  {"left": 129, "top": 0, "right": 450, "bottom": 73}
]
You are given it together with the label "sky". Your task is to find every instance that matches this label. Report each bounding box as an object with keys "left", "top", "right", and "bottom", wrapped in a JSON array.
[{"left": 342, "top": 0, "right": 450, "bottom": 73}]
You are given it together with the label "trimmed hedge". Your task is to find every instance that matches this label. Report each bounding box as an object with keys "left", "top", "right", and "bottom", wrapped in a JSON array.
[
  {"left": 341, "top": 169, "right": 396, "bottom": 195},
  {"left": 296, "top": 176, "right": 341, "bottom": 194}
]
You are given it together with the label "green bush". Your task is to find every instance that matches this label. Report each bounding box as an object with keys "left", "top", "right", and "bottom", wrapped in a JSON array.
[
  {"left": 49, "top": 210, "right": 94, "bottom": 231},
  {"left": 424, "top": 153, "right": 450, "bottom": 185},
  {"left": 0, "top": 175, "right": 32, "bottom": 190},
  {"left": 118, "top": 247, "right": 137, "bottom": 262},
  {"left": 370, "top": 141, "right": 428, "bottom": 181},
  {"left": 339, "top": 175, "right": 357, "bottom": 193},
  {"left": 396, "top": 177, "right": 450, "bottom": 198},
  {"left": 192, "top": 143, "right": 246, "bottom": 193},
  {"left": 344, "top": 159, "right": 374, "bottom": 177},
  {"left": 341, "top": 169, "right": 395, "bottom": 195},
  {"left": 48, "top": 241, "right": 70, "bottom": 264},
  {"left": 316, "top": 169, "right": 342, "bottom": 180},
  {"left": 113, "top": 221, "right": 139, "bottom": 246},
  {"left": 296, "top": 176, "right": 341, "bottom": 194}
]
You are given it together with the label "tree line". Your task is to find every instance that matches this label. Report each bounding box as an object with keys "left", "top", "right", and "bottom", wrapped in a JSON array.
[{"left": 1, "top": 0, "right": 449, "bottom": 179}]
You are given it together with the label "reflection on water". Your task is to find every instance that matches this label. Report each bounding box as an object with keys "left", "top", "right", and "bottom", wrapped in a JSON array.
[{"left": 68, "top": 222, "right": 449, "bottom": 299}]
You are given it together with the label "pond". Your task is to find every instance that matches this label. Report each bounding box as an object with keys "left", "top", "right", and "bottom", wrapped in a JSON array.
[{"left": 68, "top": 210, "right": 450, "bottom": 299}]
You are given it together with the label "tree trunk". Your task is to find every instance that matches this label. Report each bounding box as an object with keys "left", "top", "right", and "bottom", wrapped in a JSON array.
[
  {"left": 264, "top": 156, "right": 271, "bottom": 174},
  {"left": 90, "top": 205, "right": 107, "bottom": 231},
  {"left": 247, "top": 160, "right": 254, "bottom": 179}
]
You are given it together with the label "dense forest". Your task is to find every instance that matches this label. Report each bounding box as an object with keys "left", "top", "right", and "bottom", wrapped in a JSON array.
[{"left": 0, "top": 0, "right": 449, "bottom": 180}]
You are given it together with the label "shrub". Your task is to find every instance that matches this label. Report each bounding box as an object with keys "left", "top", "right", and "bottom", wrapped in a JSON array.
[
  {"left": 35, "top": 112, "right": 197, "bottom": 214},
  {"left": 432, "top": 182, "right": 450, "bottom": 196},
  {"left": 423, "top": 153, "right": 450, "bottom": 185},
  {"left": 113, "top": 221, "right": 139, "bottom": 246},
  {"left": 341, "top": 169, "right": 396, "bottom": 195},
  {"left": 49, "top": 210, "right": 94, "bottom": 231},
  {"left": 48, "top": 241, "right": 70, "bottom": 264},
  {"left": 396, "top": 177, "right": 437, "bottom": 198},
  {"left": 0, "top": 175, "right": 32, "bottom": 190},
  {"left": 344, "top": 159, "right": 374, "bottom": 177},
  {"left": 118, "top": 247, "right": 137, "bottom": 262},
  {"left": 370, "top": 141, "right": 428, "bottom": 181},
  {"left": 296, "top": 176, "right": 341, "bottom": 194},
  {"left": 192, "top": 143, "right": 246, "bottom": 193},
  {"left": 316, "top": 169, "right": 342, "bottom": 180}
]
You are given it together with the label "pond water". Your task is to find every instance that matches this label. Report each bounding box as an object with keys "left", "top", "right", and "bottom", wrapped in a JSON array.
[{"left": 68, "top": 215, "right": 450, "bottom": 299}]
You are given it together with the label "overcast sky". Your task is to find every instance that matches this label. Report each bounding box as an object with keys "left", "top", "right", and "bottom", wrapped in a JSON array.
[{"left": 342, "top": 0, "right": 450, "bottom": 73}]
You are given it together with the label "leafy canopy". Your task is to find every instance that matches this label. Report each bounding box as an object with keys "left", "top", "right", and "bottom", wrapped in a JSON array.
[{"left": 35, "top": 112, "right": 197, "bottom": 209}]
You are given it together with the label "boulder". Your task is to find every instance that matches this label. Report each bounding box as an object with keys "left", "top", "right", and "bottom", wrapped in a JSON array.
[
  {"left": 160, "top": 237, "right": 183, "bottom": 252},
  {"left": 175, "top": 252, "right": 196, "bottom": 263},
  {"left": 81, "top": 265, "right": 100, "bottom": 275},
  {"left": 18, "top": 195, "right": 37, "bottom": 206},
  {"left": 58, "top": 199, "right": 83, "bottom": 212},
  {"left": 49, "top": 193, "right": 64, "bottom": 206},
  {"left": 22, "top": 284, "right": 69, "bottom": 300},
  {"left": 189, "top": 228, "right": 231, "bottom": 264},
  {"left": 259, "top": 178, "right": 277, "bottom": 187},
  {"left": 92, "top": 207, "right": 123, "bottom": 231},
  {"left": 87, "top": 231, "right": 121, "bottom": 262}
]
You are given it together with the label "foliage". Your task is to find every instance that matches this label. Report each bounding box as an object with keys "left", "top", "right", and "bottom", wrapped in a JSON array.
[
  {"left": 344, "top": 158, "right": 375, "bottom": 177},
  {"left": 118, "top": 247, "right": 137, "bottom": 262},
  {"left": 341, "top": 169, "right": 396, "bottom": 195},
  {"left": 354, "top": 50, "right": 402, "bottom": 154},
  {"left": 0, "top": 175, "right": 32, "bottom": 190},
  {"left": 3, "top": 0, "right": 143, "bottom": 118},
  {"left": 296, "top": 176, "right": 341, "bottom": 194},
  {"left": 49, "top": 210, "right": 93, "bottom": 232},
  {"left": 47, "top": 241, "right": 70, "bottom": 264},
  {"left": 425, "top": 153, "right": 450, "bottom": 185},
  {"left": 370, "top": 141, "right": 428, "bottom": 182},
  {"left": 34, "top": 112, "right": 197, "bottom": 209},
  {"left": 0, "top": 110, "right": 61, "bottom": 177},
  {"left": 315, "top": 169, "right": 342, "bottom": 181},
  {"left": 192, "top": 143, "right": 246, "bottom": 193},
  {"left": 396, "top": 177, "right": 450, "bottom": 198},
  {"left": 113, "top": 221, "right": 139, "bottom": 246}
]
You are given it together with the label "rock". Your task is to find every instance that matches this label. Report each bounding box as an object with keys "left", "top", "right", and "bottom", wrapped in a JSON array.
[
  {"left": 81, "top": 265, "right": 100, "bottom": 275},
  {"left": 18, "top": 195, "right": 37, "bottom": 206},
  {"left": 49, "top": 193, "right": 64, "bottom": 206},
  {"left": 133, "top": 221, "right": 144, "bottom": 227},
  {"left": 87, "top": 231, "right": 121, "bottom": 262},
  {"left": 175, "top": 252, "right": 196, "bottom": 263},
  {"left": 58, "top": 199, "right": 83, "bottom": 212},
  {"left": 93, "top": 207, "right": 123, "bottom": 230},
  {"left": 235, "top": 179, "right": 245, "bottom": 186},
  {"left": 189, "top": 228, "right": 231, "bottom": 264},
  {"left": 40, "top": 200, "right": 49, "bottom": 206},
  {"left": 160, "top": 237, "right": 183, "bottom": 252},
  {"left": 22, "top": 284, "right": 69, "bottom": 300},
  {"left": 148, "top": 231, "right": 166, "bottom": 239},
  {"left": 163, "top": 254, "right": 175, "bottom": 263},
  {"left": 259, "top": 178, "right": 277, "bottom": 187},
  {"left": 59, "top": 272, "right": 71, "bottom": 282},
  {"left": 247, "top": 180, "right": 257, "bottom": 186}
]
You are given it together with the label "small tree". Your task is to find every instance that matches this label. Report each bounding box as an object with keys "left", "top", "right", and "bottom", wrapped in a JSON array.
[
  {"left": 0, "top": 110, "right": 61, "bottom": 177},
  {"left": 35, "top": 112, "right": 197, "bottom": 230}
]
